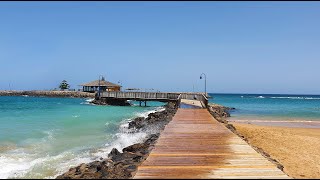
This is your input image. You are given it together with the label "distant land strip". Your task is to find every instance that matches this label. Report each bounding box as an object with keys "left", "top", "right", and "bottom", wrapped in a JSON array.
[{"left": 0, "top": 90, "right": 95, "bottom": 98}]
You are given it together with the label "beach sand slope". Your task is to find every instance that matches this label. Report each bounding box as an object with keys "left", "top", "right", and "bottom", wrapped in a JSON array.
[{"left": 232, "top": 123, "right": 320, "bottom": 179}]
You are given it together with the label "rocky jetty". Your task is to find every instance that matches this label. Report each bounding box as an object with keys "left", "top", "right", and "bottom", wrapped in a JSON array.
[
  {"left": 128, "top": 102, "right": 177, "bottom": 130},
  {"left": 0, "top": 90, "right": 95, "bottom": 98},
  {"left": 56, "top": 134, "right": 159, "bottom": 179},
  {"left": 56, "top": 102, "right": 178, "bottom": 179},
  {"left": 207, "top": 103, "right": 237, "bottom": 131}
]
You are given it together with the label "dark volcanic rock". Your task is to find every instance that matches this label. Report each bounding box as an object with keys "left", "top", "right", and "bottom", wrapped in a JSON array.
[
  {"left": 142, "top": 133, "right": 159, "bottom": 146},
  {"left": 108, "top": 148, "right": 121, "bottom": 161},
  {"left": 207, "top": 103, "right": 235, "bottom": 124},
  {"left": 128, "top": 117, "right": 145, "bottom": 129},
  {"left": 56, "top": 135, "right": 165, "bottom": 179},
  {"left": 57, "top": 161, "right": 109, "bottom": 179},
  {"left": 122, "top": 143, "right": 148, "bottom": 154},
  {"left": 128, "top": 102, "right": 177, "bottom": 130}
]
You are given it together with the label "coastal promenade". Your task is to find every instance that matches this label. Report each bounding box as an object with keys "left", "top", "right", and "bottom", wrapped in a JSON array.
[{"left": 134, "top": 106, "right": 289, "bottom": 179}]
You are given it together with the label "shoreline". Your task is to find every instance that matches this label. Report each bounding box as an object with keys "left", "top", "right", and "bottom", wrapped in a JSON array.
[
  {"left": 228, "top": 119, "right": 320, "bottom": 129},
  {"left": 56, "top": 102, "right": 178, "bottom": 179}
]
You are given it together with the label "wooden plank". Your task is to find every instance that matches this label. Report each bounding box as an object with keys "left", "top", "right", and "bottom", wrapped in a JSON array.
[{"left": 134, "top": 108, "right": 290, "bottom": 179}]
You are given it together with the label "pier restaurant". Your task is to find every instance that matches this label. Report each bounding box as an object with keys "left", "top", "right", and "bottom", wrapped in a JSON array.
[{"left": 80, "top": 79, "right": 121, "bottom": 93}]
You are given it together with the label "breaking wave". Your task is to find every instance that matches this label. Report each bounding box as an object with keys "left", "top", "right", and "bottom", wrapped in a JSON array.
[
  {"left": 134, "top": 107, "right": 165, "bottom": 118},
  {"left": 270, "top": 96, "right": 320, "bottom": 100},
  {"left": 242, "top": 96, "right": 320, "bottom": 100}
]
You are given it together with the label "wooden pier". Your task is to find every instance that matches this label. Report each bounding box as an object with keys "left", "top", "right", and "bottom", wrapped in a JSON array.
[
  {"left": 100, "top": 91, "right": 209, "bottom": 107},
  {"left": 134, "top": 108, "right": 290, "bottom": 179}
]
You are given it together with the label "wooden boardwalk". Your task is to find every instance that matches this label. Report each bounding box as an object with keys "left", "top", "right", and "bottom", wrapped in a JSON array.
[{"left": 134, "top": 108, "right": 290, "bottom": 179}]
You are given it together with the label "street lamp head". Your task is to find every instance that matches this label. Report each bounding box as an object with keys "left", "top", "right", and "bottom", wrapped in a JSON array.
[{"left": 199, "top": 73, "right": 206, "bottom": 94}]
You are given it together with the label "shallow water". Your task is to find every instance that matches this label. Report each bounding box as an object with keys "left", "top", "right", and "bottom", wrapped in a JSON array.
[{"left": 0, "top": 96, "right": 165, "bottom": 178}]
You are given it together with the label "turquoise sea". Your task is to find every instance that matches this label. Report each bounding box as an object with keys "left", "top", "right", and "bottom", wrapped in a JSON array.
[
  {"left": 209, "top": 93, "right": 320, "bottom": 122},
  {"left": 1, "top": 94, "right": 320, "bottom": 178},
  {"left": 0, "top": 96, "right": 165, "bottom": 178}
]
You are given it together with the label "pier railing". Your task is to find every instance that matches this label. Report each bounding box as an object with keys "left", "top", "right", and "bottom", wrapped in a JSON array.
[
  {"left": 200, "top": 94, "right": 208, "bottom": 108},
  {"left": 101, "top": 91, "right": 181, "bottom": 100},
  {"left": 100, "top": 91, "right": 208, "bottom": 108}
]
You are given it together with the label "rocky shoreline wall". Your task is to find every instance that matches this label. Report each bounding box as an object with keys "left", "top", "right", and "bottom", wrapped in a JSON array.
[
  {"left": 56, "top": 102, "right": 178, "bottom": 179},
  {"left": 0, "top": 90, "right": 95, "bottom": 98}
]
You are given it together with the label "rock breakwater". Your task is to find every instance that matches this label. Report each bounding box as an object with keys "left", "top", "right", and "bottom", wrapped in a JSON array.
[{"left": 207, "top": 103, "right": 238, "bottom": 132}]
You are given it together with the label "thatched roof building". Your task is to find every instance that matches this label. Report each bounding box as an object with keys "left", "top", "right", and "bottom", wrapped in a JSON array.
[{"left": 80, "top": 79, "right": 121, "bottom": 93}]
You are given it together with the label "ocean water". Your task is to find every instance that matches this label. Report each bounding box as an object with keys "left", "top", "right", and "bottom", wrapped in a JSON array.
[
  {"left": 2, "top": 93, "right": 320, "bottom": 178},
  {"left": 209, "top": 93, "right": 320, "bottom": 122},
  {"left": 0, "top": 96, "right": 165, "bottom": 179}
]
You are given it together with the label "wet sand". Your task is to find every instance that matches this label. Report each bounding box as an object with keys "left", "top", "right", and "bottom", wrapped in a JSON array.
[{"left": 231, "top": 122, "right": 320, "bottom": 178}]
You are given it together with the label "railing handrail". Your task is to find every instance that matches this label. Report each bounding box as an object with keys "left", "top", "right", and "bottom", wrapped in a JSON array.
[{"left": 201, "top": 93, "right": 208, "bottom": 108}]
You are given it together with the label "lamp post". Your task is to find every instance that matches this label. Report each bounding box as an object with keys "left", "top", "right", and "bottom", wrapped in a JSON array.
[
  {"left": 200, "top": 73, "right": 207, "bottom": 95},
  {"left": 118, "top": 80, "right": 122, "bottom": 91},
  {"left": 98, "top": 75, "right": 103, "bottom": 98}
]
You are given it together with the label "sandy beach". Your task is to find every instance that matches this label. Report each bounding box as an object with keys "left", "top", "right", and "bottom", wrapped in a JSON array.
[{"left": 231, "top": 122, "right": 320, "bottom": 179}]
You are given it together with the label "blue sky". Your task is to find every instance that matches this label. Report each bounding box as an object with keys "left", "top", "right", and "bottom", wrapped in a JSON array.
[{"left": 0, "top": 2, "right": 320, "bottom": 94}]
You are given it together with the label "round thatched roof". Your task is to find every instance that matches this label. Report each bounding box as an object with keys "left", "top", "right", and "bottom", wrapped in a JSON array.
[{"left": 80, "top": 80, "right": 121, "bottom": 87}]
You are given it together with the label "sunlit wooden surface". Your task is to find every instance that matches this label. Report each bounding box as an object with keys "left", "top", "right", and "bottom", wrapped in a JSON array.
[{"left": 134, "top": 108, "right": 289, "bottom": 179}]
